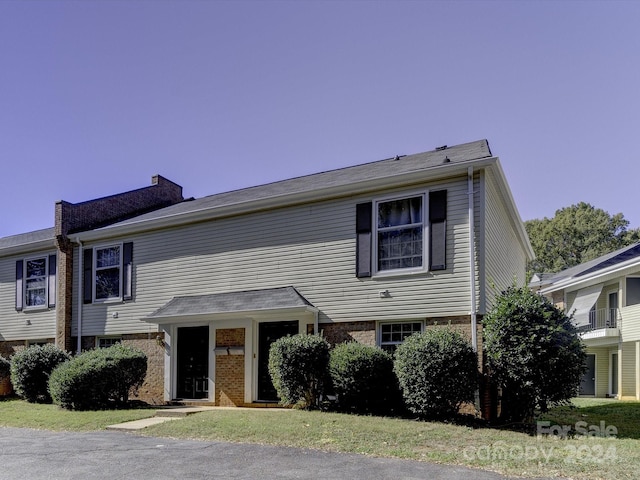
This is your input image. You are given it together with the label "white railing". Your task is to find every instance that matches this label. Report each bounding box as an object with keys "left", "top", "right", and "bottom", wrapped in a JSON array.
[{"left": 579, "top": 308, "right": 618, "bottom": 332}]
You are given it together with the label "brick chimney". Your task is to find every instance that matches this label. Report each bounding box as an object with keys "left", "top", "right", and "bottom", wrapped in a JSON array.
[{"left": 54, "top": 175, "right": 184, "bottom": 351}]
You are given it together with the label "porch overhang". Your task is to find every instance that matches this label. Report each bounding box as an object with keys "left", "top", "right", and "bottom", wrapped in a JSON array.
[{"left": 141, "top": 286, "right": 318, "bottom": 326}]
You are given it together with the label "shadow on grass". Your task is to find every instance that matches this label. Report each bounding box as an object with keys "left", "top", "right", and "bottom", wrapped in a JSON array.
[{"left": 535, "top": 401, "right": 640, "bottom": 440}]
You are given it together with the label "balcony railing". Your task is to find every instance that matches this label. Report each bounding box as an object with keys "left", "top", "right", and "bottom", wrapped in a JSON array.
[{"left": 577, "top": 308, "right": 618, "bottom": 333}]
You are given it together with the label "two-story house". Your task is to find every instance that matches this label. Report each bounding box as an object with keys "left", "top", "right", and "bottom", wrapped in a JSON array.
[
  {"left": 536, "top": 244, "right": 640, "bottom": 401},
  {"left": 1, "top": 140, "right": 533, "bottom": 408}
]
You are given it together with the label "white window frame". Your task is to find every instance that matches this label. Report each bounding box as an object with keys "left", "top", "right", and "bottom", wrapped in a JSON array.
[
  {"left": 96, "top": 336, "right": 122, "bottom": 349},
  {"left": 93, "top": 244, "right": 123, "bottom": 302},
  {"left": 24, "top": 256, "right": 48, "bottom": 310},
  {"left": 377, "top": 321, "right": 424, "bottom": 352},
  {"left": 373, "top": 191, "right": 428, "bottom": 276}
]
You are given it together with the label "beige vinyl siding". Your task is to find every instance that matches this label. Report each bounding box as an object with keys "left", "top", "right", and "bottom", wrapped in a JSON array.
[
  {"left": 621, "top": 342, "right": 637, "bottom": 398},
  {"left": 483, "top": 168, "right": 528, "bottom": 312},
  {"left": 74, "top": 177, "right": 475, "bottom": 336},
  {"left": 0, "top": 251, "right": 57, "bottom": 341},
  {"left": 586, "top": 347, "right": 610, "bottom": 397},
  {"left": 621, "top": 303, "right": 640, "bottom": 341}
]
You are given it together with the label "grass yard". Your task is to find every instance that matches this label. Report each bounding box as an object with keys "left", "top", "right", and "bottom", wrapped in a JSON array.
[
  {"left": 0, "top": 398, "right": 154, "bottom": 431},
  {"left": 0, "top": 397, "right": 637, "bottom": 479}
]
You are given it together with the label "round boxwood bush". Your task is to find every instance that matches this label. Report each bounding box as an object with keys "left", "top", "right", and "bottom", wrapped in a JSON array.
[
  {"left": 394, "top": 327, "right": 478, "bottom": 419},
  {"left": 329, "top": 342, "right": 400, "bottom": 414},
  {"left": 10, "top": 344, "right": 71, "bottom": 403},
  {"left": 49, "top": 344, "right": 147, "bottom": 410},
  {"left": 268, "top": 334, "right": 329, "bottom": 409}
]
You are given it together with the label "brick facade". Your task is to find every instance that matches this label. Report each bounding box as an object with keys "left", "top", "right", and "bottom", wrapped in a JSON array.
[
  {"left": 76, "top": 333, "right": 165, "bottom": 404},
  {"left": 215, "top": 328, "right": 245, "bottom": 406},
  {"left": 0, "top": 339, "right": 54, "bottom": 358},
  {"left": 320, "top": 321, "right": 376, "bottom": 346}
]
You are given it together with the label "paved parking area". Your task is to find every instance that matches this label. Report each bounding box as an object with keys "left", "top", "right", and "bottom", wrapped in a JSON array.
[{"left": 0, "top": 426, "right": 553, "bottom": 480}]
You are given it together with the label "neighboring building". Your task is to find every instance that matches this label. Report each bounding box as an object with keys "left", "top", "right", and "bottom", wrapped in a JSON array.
[
  {"left": 0, "top": 175, "right": 184, "bottom": 399},
  {"left": 537, "top": 243, "right": 640, "bottom": 401},
  {"left": 0, "top": 140, "right": 533, "bottom": 409}
]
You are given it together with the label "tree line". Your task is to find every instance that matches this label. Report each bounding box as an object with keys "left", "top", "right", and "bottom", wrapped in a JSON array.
[{"left": 525, "top": 202, "right": 640, "bottom": 273}]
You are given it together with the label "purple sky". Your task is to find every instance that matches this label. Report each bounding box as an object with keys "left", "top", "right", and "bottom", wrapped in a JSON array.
[{"left": 1, "top": 1, "right": 639, "bottom": 239}]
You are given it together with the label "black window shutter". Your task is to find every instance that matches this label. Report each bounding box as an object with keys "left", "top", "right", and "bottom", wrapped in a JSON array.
[
  {"left": 15, "top": 260, "right": 23, "bottom": 311},
  {"left": 122, "top": 242, "right": 133, "bottom": 301},
  {"left": 356, "top": 202, "right": 372, "bottom": 278},
  {"left": 429, "top": 190, "right": 447, "bottom": 271},
  {"left": 48, "top": 254, "right": 57, "bottom": 308},
  {"left": 83, "top": 248, "right": 93, "bottom": 304}
]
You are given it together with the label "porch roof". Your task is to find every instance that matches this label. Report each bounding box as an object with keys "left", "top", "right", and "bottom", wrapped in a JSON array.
[{"left": 142, "top": 286, "right": 317, "bottom": 323}]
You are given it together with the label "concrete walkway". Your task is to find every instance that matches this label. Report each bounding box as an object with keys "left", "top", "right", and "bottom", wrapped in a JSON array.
[{"left": 106, "top": 406, "right": 218, "bottom": 431}]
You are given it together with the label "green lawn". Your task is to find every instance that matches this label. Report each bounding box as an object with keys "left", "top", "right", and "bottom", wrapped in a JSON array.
[
  {"left": 0, "top": 398, "right": 154, "bottom": 431},
  {"left": 0, "top": 397, "right": 637, "bottom": 480}
]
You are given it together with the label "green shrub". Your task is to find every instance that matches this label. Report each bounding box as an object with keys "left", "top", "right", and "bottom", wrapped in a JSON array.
[
  {"left": 49, "top": 344, "right": 147, "bottom": 410},
  {"left": 329, "top": 342, "right": 400, "bottom": 414},
  {"left": 268, "top": 334, "right": 329, "bottom": 409},
  {"left": 484, "top": 286, "right": 586, "bottom": 423},
  {"left": 10, "top": 344, "right": 70, "bottom": 403},
  {"left": 394, "top": 327, "right": 478, "bottom": 419},
  {"left": 0, "top": 356, "right": 10, "bottom": 381}
]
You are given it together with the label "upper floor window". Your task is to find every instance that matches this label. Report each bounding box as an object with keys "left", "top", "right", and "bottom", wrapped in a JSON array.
[
  {"left": 15, "top": 254, "right": 56, "bottom": 311},
  {"left": 95, "top": 246, "right": 121, "bottom": 301},
  {"left": 25, "top": 257, "right": 48, "bottom": 308},
  {"left": 356, "top": 190, "right": 447, "bottom": 278},
  {"left": 375, "top": 195, "right": 424, "bottom": 272},
  {"left": 83, "top": 243, "right": 133, "bottom": 304}
]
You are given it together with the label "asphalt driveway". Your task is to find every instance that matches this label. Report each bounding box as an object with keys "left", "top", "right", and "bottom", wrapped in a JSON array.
[{"left": 0, "top": 426, "right": 551, "bottom": 480}]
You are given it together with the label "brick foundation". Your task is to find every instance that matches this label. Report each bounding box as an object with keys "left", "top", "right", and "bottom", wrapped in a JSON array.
[
  {"left": 0, "top": 339, "right": 55, "bottom": 358},
  {"left": 320, "top": 321, "right": 376, "bottom": 346},
  {"left": 75, "top": 333, "right": 165, "bottom": 405}
]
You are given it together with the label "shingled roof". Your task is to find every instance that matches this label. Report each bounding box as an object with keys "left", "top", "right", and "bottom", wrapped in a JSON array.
[
  {"left": 144, "top": 286, "right": 316, "bottom": 321},
  {"left": 91, "top": 139, "right": 493, "bottom": 233}
]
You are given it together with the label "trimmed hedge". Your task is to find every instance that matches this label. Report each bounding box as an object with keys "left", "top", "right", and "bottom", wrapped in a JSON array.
[
  {"left": 268, "top": 334, "right": 329, "bottom": 409},
  {"left": 329, "top": 342, "right": 400, "bottom": 413},
  {"left": 394, "top": 327, "right": 478, "bottom": 419},
  {"left": 49, "top": 344, "right": 147, "bottom": 410},
  {"left": 10, "top": 344, "right": 71, "bottom": 403}
]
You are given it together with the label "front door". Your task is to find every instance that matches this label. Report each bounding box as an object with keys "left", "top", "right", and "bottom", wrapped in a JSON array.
[
  {"left": 257, "top": 321, "right": 299, "bottom": 401},
  {"left": 177, "top": 326, "right": 209, "bottom": 399},
  {"left": 580, "top": 354, "right": 596, "bottom": 395}
]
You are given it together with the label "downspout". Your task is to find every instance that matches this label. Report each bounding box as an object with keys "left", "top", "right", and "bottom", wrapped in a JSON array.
[
  {"left": 75, "top": 238, "right": 83, "bottom": 354},
  {"left": 468, "top": 167, "right": 477, "bottom": 352},
  {"left": 468, "top": 167, "right": 481, "bottom": 414}
]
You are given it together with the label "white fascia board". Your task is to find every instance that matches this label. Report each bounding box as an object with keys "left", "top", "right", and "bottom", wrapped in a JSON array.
[
  {"left": 74, "top": 157, "right": 499, "bottom": 243},
  {"left": 0, "top": 239, "right": 56, "bottom": 258},
  {"left": 540, "top": 258, "right": 640, "bottom": 294},
  {"left": 141, "top": 305, "right": 319, "bottom": 326}
]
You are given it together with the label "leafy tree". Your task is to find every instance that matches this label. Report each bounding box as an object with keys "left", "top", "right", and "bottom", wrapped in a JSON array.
[
  {"left": 483, "top": 286, "right": 586, "bottom": 424},
  {"left": 525, "top": 202, "right": 640, "bottom": 273}
]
